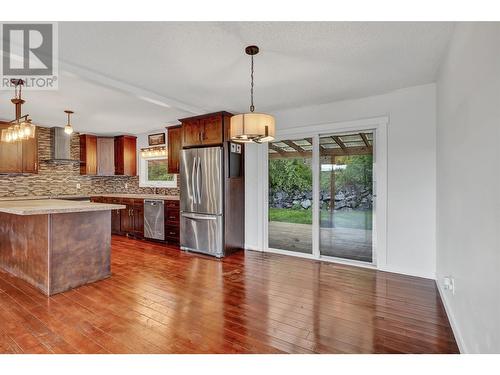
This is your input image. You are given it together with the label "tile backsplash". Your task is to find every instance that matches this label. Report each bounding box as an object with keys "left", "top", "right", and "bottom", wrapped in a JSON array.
[{"left": 0, "top": 127, "right": 180, "bottom": 197}]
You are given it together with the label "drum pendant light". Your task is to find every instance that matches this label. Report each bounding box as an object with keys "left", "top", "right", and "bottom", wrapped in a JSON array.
[{"left": 230, "top": 45, "right": 275, "bottom": 144}]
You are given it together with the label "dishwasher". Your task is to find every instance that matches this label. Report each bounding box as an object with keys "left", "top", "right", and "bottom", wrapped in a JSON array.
[{"left": 144, "top": 199, "right": 165, "bottom": 240}]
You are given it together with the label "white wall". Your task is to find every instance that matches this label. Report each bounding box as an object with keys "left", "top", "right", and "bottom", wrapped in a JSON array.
[
  {"left": 436, "top": 23, "right": 500, "bottom": 353},
  {"left": 246, "top": 83, "right": 437, "bottom": 279}
]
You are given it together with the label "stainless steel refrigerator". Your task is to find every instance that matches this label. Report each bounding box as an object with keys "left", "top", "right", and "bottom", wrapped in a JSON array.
[{"left": 180, "top": 147, "right": 224, "bottom": 257}]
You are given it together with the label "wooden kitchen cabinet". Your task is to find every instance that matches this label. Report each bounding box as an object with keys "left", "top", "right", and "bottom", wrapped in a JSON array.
[
  {"left": 120, "top": 201, "right": 134, "bottom": 234},
  {"left": 0, "top": 136, "right": 22, "bottom": 174},
  {"left": 21, "top": 135, "right": 38, "bottom": 174},
  {"left": 131, "top": 203, "right": 144, "bottom": 237},
  {"left": 114, "top": 135, "right": 137, "bottom": 176},
  {"left": 167, "top": 125, "right": 182, "bottom": 174},
  {"left": 80, "top": 134, "right": 97, "bottom": 175},
  {"left": 97, "top": 137, "right": 115, "bottom": 176},
  {"left": 165, "top": 200, "right": 180, "bottom": 245},
  {"left": 120, "top": 199, "right": 144, "bottom": 238},
  {"left": 0, "top": 122, "right": 38, "bottom": 174},
  {"left": 202, "top": 115, "right": 223, "bottom": 145},
  {"left": 182, "top": 119, "right": 202, "bottom": 147},
  {"left": 180, "top": 112, "right": 228, "bottom": 147}
]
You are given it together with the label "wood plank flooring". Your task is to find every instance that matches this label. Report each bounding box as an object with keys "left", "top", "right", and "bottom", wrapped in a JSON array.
[{"left": 0, "top": 235, "right": 459, "bottom": 354}]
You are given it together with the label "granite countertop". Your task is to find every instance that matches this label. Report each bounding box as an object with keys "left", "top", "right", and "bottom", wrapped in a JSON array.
[
  {"left": 0, "top": 199, "right": 126, "bottom": 216},
  {"left": 0, "top": 194, "right": 180, "bottom": 201},
  {"left": 0, "top": 195, "right": 90, "bottom": 201},
  {"left": 95, "top": 193, "right": 180, "bottom": 201}
]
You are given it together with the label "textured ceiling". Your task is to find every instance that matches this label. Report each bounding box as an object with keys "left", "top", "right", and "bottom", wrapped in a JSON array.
[{"left": 0, "top": 22, "right": 454, "bottom": 134}]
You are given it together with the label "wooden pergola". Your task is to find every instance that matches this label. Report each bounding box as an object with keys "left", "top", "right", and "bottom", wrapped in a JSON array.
[
  {"left": 268, "top": 132, "right": 374, "bottom": 227},
  {"left": 268, "top": 132, "right": 373, "bottom": 159}
]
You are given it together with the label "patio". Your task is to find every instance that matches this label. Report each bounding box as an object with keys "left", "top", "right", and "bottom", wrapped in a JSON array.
[{"left": 268, "top": 221, "right": 373, "bottom": 262}]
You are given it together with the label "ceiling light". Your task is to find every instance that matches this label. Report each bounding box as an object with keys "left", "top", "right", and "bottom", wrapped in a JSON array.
[
  {"left": 64, "top": 110, "right": 74, "bottom": 135},
  {"left": 230, "top": 45, "right": 275, "bottom": 144},
  {"left": 0, "top": 79, "right": 37, "bottom": 143}
]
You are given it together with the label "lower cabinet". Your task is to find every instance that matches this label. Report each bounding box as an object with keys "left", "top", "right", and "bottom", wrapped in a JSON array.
[
  {"left": 120, "top": 200, "right": 144, "bottom": 238},
  {"left": 165, "top": 200, "right": 180, "bottom": 245},
  {"left": 92, "top": 196, "right": 179, "bottom": 244}
]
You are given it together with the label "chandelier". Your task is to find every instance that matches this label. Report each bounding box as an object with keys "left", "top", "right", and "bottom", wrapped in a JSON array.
[
  {"left": 230, "top": 45, "right": 275, "bottom": 144},
  {"left": 0, "top": 79, "right": 36, "bottom": 143}
]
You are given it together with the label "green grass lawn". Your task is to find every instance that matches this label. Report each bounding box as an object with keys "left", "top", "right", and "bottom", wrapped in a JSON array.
[{"left": 269, "top": 208, "right": 372, "bottom": 230}]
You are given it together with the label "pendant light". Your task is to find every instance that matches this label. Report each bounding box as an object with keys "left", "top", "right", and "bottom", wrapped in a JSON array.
[
  {"left": 230, "top": 45, "right": 275, "bottom": 143},
  {"left": 0, "top": 79, "right": 36, "bottom": 143},
  {"left": 64, "top": 110, "right": 74, "bottom": 135}
]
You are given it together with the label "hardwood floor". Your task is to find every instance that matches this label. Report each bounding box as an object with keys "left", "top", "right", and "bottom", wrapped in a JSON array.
[{"left": 0, "top": 235, "right": 459, "bottom": 354}]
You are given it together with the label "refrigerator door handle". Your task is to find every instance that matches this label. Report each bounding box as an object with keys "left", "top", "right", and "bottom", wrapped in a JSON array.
[
  {"left": 191, "top": 156, "right": 198, "bottom": 204},
  {"left": 182, "top": 213, "right": 217, "bottom": 221},
  {"left": 197, "top": 156, "right": 202, "bottom": 205}
]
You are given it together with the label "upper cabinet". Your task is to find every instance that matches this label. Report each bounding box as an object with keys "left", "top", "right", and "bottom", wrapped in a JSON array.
[
  {"left": 21, "top": 135, "right": 38, "bottom": 174},
  {"left": 167, "top": 125, "right": 182, "bottom": 174},
  {"left": 80, "top": 134, "right": 97, "bottom": 175},
  {"left": 0, "top": 122, "right": 38, "bottom": 174},
  {"left": 180, "top": 112, "right": 231, "bottom": 148},
  {"left": 96, "top": 137, "right": 115, "bottom": 176},
  {"left": 114, "top": 135, "right": 137, "bottom": 176}
]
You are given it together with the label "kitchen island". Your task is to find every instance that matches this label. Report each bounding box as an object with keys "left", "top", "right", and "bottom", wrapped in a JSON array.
[{"left": 0, "top": 199, "right": 125, "bottom": 296}]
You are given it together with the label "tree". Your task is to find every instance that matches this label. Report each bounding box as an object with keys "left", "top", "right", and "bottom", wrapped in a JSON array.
[{"left": 268, "top": 158, "right": 312, "bottom": 195}]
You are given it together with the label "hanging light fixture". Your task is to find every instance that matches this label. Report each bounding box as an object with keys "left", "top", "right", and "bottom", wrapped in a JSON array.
[
  {"left": 1, "top": 79, "right": 36, "bottom": 143},
  {"left": 140, "top": 146, "right": 167, "bottom": 158},
  {"left": 230, "top": 45, "right": 275, "bottom": 143},
  {"left": 64, "top": 110, "right": 74, "bottom": 135}
]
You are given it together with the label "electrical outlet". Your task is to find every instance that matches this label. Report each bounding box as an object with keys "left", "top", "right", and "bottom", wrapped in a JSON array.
[
  {"left": 76, "top": 183, "right": 81, "bottom": 190},
  {"left": 443, "top": 276, "right": 455, "bottom": 295}
]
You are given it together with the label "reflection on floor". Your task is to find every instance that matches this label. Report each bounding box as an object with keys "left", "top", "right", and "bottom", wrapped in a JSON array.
[
  {"left": 268, "top": 221, "right": 372, "bottom": 262},
  {"left": 0, "top": 236, "right": 458, "bottom": 353}
]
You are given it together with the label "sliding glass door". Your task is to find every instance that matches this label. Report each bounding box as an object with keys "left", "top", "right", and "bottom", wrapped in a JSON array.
[
  {"left": 267, "top": 138, "right": 313, "bottom": 254},
  {"left": 319, "top": 132, "right": 374, "bottom": 262},
  {"left": 267, "top": 131, "right": 375, "bottom": 264}
]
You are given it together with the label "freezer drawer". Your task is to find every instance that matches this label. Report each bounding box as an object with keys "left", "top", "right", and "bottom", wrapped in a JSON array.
[{"left": 180, "top": 212, "right": 223, "bottom": 257}]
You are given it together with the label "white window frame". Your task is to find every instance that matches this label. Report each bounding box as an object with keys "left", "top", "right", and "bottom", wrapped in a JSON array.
[
  {"left": 258, "top": 116, "right": 388, "bottom": 271},
  {"left": 139, "top": 155, "right": 177, "bottom": 188}
]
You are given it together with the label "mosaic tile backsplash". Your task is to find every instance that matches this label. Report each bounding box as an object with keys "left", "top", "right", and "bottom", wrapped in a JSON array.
[{"left": 0, "top": 127, "right": 180, "bottom": 197}]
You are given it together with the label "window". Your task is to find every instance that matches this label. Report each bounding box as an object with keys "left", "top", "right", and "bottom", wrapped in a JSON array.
[{"left": 139, "top": 156, "right": 177, "bottom": 188}]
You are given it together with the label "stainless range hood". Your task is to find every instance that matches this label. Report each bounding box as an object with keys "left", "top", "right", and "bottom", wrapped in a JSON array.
[{"left": 48, "top": 127, "right": 80, "bottom": 163}]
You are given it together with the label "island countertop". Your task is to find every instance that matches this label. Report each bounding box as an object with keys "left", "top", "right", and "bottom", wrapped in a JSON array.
[{"left": 0, "top": 199, "right": 126, "bottom": 215}]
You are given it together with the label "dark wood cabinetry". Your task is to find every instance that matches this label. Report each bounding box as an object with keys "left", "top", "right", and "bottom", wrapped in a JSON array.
[
  {"left": 21, "top": 135, "right": 38, "bottom": 174},
  {"left": 91, "top": 196, "right": 179, "bottom": 244},
  {"left": 165, "top": 200, "right": 180, "bottom": 244},
  {"left": 167, "top": 125, "right": 182, "bottom": 174},
  {"left": 180, "top": 112, "right": 229, "bottom": 147},
  {"left": 0, "top": 122, "right": 38, "bottom": 174},
  {"left": 97, "top": 137, "right": 115, "bottom": 176},
  {"left": 81, "top": 135, "right": 135, "bottom": 176},
  {"left": 80, "top": 134, "right": 97, "bottom": 175},
  {"left": 114, "top": 136, "right": 137, "bottom": 176}
]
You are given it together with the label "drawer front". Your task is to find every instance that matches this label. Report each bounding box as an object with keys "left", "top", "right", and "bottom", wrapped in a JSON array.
[
  {"left": 166, "top": 208, "right": 179, "bottom": 224},
  {"left": 165, "top": 225, "right": 179, "bottom": 239},
  {"left": 165, "top": 200, "right": 179, "bottom": 208}
]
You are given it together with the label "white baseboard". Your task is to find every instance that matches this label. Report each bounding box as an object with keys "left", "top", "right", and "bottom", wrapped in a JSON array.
[
  {"left": 377, "top": 265, "right": 435, "bottom": 280},
  {"left": 244, "top": 244, "right": 263, "bottom": 252},
  {"left": 436, "top": 281, "right": 466, "bottom": 353}
]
